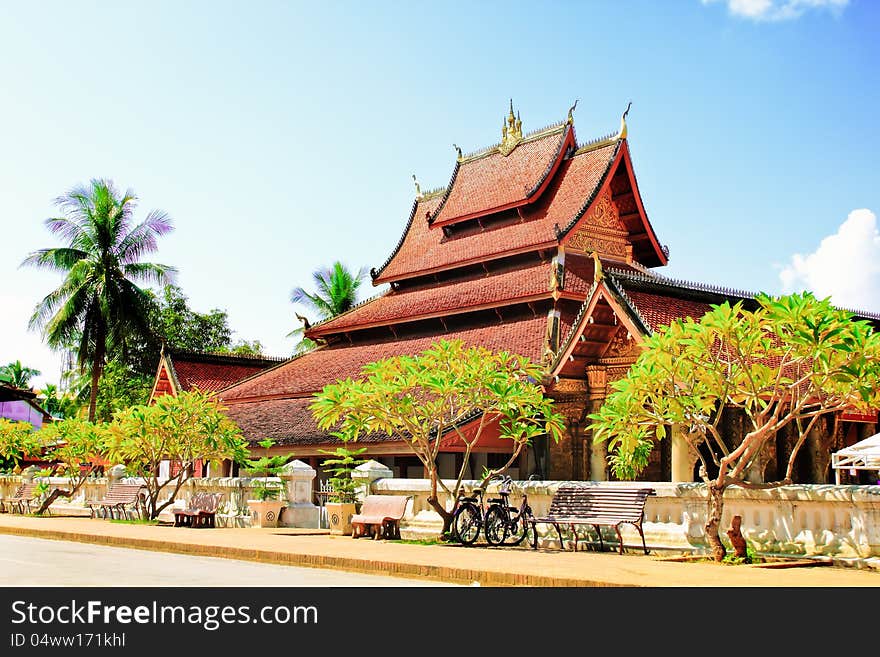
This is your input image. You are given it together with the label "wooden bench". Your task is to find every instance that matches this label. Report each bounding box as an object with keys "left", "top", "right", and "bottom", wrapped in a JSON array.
[
  {"left": 88, "top": 483, "right": 147, "bottom": 520},
  {"left": 350, "top": 495, "right": 410, "bottom": 539},
  {"left": 174, "top": 492, "right": 222, "bottom": 528},
  {"left": 530, "top": 485, "right": 655, "bottom": 554},
  {"left": 0, "top": 483, "right": 41, "bottom": 514}
]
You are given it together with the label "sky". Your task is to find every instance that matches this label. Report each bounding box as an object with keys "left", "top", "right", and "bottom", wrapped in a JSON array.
[{"left": 0, "top": 0, "right": 877, "bottom": 389}]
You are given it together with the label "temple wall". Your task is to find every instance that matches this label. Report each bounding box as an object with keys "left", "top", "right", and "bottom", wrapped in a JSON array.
[{"left": 371, "top": 478, "right": 880, "bottom": 564}]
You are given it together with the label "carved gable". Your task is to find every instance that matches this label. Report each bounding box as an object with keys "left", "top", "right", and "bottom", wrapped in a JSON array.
[{"left": 565, "top": 188, "right": 633, "bottom": 262}]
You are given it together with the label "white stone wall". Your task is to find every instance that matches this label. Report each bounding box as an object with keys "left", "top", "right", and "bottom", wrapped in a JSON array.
[{"left": 370, "top": 478, "right": 880, "bottom": 562}]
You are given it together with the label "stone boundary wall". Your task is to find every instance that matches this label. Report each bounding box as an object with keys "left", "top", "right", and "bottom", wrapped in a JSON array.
[
  {"left": 371, "top": 478, "right": 880, "bottom": 563},
  {"left": 0, "top": 474, "right": 282, "bottom": 527},
  {"left": 4, "top": 470, "right": 879, "bottom": 564}
]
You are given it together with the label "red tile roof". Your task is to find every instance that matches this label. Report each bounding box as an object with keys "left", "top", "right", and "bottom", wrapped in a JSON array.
[
  {"left": 431, "top": 126, "right": 570, "bottom": 227},
  {"left": 221, "top": 314, "right": 548, "bottom": 402},
  {"left": 373, "top": 143, "right": 619, "bottom": 284},
  {"left": 170, "top": 353, "right": 281, "bottom": 394},
  {"left": 623, "top": 291, "right": 714, "bottom": 333},
  {"left": 310, "top": 261, "right": 570, "bottom": 337},
  {"left": 223, "top": 397, "right": 398, "bottom": 446}
]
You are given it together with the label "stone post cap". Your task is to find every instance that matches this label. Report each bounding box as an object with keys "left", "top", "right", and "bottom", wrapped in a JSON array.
[
  {"left": 352, "top": 460, "right": 393, "bottom": 481},
  {"left": 279, "top": 459, "right": 316, "bottom": 480},
  {"left": 108, "top": 464, "right": 127, "bottom": 479},
  {"left": 21, "top": 465, "right": 40, "bottom": 481}
]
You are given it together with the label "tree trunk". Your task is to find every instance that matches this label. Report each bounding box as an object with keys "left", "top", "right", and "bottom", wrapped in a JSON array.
[
  {"left": 87, "top": 327, "right": 106, "bottom": 423},
  {"left": 705, "top": 482, "right": 727, "bottom": 562},
  {"left": 726, "top": 515, "right": 748, "bottom": 559},
  {"left": 426, "top": 495, "right": 453, "bottom": 535}
]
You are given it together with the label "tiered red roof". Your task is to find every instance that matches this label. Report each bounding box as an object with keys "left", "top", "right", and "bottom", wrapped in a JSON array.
[
  {"left": 430, "top": 125, "right": 572, "bottom": 228},
  {"left": 374, "top": 143, "right": 621, "bottom": 284},
  {"left": 309, "top": 261, "right": 583, "bottom": 337}
]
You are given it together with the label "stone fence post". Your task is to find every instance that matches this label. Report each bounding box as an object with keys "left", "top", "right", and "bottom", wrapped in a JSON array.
[
  {"left": 352, "top": 460, "right": 393, "bottom": 500},
  {"left": 278, "top": 459, "right": 319, "bottom": 528}
]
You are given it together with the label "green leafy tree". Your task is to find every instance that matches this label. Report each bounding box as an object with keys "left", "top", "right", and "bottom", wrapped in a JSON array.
[
  {"left": 311, "top": 340, "right": 565, "bottom": 534},
  {"left": 0, "top": 419, "right": 42, "bottom": 471},
  {"left": 589, "top": 292, "right": 880, "bottom": 562},
  {"left": 217, "top": 340, "right": 265, "bottom": 357},
  {"left": 33, "top": 418, "right": 108, "bottom": 515},
  {"left": 35, "top": 383, "right": 81, "bottom": 420},
  {"left": 1, "top": 361, "right": 41, "bottom": 389},
  {"left": 242, "top": 438, "right": 292, "bottom": 500},
  {"left": 288, "top": 261, "right": 366, "bottom": 352},
  {"left": 106, "top": 390, "right": 249, "bottom": 519},
  {"left": 23, "top": 179, "right": 176, "bottom": 421}
]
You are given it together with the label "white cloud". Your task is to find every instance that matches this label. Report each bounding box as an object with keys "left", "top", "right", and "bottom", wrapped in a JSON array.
[
  {"left": 779, "top": 209, "right": 880, "bottom": 313},
  {"left": 701, "top": 0, "right": 848, "bottom": 21}
]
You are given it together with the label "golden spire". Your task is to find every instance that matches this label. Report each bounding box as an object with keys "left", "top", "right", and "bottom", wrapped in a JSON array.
[{"left": 499, "top": 99, "right": 523, "bottom": 156}]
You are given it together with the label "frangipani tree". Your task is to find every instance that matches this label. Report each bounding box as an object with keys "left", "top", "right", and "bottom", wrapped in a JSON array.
[
  {"left": 34, "top": 418, "right": 108, "bottom": 515},
  {"left": 107, "top": 390, "right": 249, "bottom": 519},
  {"left": 0, "top": 419, "right": 42, "bottom": 471},
  {"left": 589, "top": 292, "right": 880, "bottom": 561},
  {"left": 311, "top": 340, "right": 565, "bottom": 534}
]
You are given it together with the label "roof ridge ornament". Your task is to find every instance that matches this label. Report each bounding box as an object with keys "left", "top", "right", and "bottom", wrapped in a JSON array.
[
  {"left": 498, "top": 99, "right": 523, "bottom": 156},
  {"left": 567, "top": 99, "right": 578, "bottom": 125},
  {"left": 619, "top": 101, "right": 631, "bottom": 140},
  {"left": 412, "top": 174, "right": 422, "bottom": 199},
  {"left": 453, "top": 143, "right": 462, "bottom": 161}
]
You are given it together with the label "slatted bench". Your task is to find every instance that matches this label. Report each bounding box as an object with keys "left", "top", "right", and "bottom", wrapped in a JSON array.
[
  {"left": 530, "top": 485, "right": 655, "bottom": 554},
  {"left": 88, "top": 483, "right": 147, "bottom": 520},
  {"left": 0, "top": 483, "right": 40, "bottom": 514},
  {"left": 350, "top": 495, "right": 410, "bottom": 539},
  {"left": 174, "top": 492, "right": 222, "bottom": 528}
]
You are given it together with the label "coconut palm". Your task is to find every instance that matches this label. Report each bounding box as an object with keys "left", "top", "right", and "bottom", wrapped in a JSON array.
[
  {"left": 0, "top": 360, "right": 41, "bottom": 389},
  {"left": 288, "top": 262, "right": 366, "bottom": 352},
  {"left": 22, "top": 179, "right": 176, "bottom": 421}
]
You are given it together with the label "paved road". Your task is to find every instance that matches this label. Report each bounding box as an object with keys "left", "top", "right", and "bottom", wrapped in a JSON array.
[{"left": 0, "top": 535, "right": 454, "bottom": 586}]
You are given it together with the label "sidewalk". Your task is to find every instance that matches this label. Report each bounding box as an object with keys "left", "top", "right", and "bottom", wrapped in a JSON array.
[{"left": 0, "top": 514, "right": 878, "bottom": 587}]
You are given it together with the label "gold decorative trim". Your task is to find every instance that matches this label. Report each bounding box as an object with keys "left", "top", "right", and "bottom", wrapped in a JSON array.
[
  {"left": 498, "top": 99, "right": 523, "bottom": 156},
  {"left": 574, "top": 102, "right": 632, "bottom": 156}
]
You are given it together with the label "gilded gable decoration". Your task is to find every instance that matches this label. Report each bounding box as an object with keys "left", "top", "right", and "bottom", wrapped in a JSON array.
[{"left": 499, "top": 99, "right": 523, "bottom": 156}]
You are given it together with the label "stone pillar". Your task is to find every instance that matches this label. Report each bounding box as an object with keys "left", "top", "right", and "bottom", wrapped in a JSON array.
[
  {"left": 671, "top": 426, "right": 695, "bottom": 483},
  {"left": 585, "top": 365, "right": 608, "bottom": 482},
  {"left": 589, "top": 440, "right": 607, "bottom": 481},
  {"left": 278, "top": 459, "right": 319, "bottom": 528},
  {"left": 352, "top": 460, "right": 393, "bottom": 500}
]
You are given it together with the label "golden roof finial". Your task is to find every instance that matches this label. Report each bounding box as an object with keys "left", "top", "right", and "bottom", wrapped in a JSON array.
[
  {"left": 567, "top": 99, "right": 579, "bottom": 124},
  {"left": 453, "top": 143, "right": 462, "bottom": 161},
  {"left": 412, "top": 174, "right": 421, "bottom": 198},
  {"left": 618, "top": 101, "right": 632, "bottom": 140},
  {"left": 499, "top": 99, "right": 523, "bottom": 156}
]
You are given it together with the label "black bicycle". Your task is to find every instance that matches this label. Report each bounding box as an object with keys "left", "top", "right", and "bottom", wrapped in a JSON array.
[
  {"left": 484, "top": 475, "right": 534, "bottom": 546},
  {"left": 453, "top": 475, "right": 533, "bottom": 547}
]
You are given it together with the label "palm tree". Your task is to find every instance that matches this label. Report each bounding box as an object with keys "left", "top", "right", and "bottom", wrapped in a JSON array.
[
  {"left": 23, "top": 179, "right": 176, "bottom": 421},
  {"left": 0, "top": 360, "right": 41, "bottom": 389},
  {"left": 288, "top": 262, "right": 366, "bottom": 352}
]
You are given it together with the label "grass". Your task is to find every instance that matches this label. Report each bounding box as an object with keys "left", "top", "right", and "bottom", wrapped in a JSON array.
[{"left": 109, "top": 518, "right": 160, "bottom": 526}]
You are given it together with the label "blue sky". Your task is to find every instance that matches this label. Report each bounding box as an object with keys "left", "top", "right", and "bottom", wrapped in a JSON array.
[{"left": 1, "top": 0, "right": 877, "bottom": 388}]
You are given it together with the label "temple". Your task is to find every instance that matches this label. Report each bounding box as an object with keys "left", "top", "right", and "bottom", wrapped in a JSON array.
[{"left": 213, "top": 101, "right": 879, "bottom": 484}]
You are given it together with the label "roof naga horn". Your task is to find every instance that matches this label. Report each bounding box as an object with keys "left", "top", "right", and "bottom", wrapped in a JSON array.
[
  {"left": 618, "top": 101, "right": 632, "bottom": 140},
  {"left": 567, "top": 99, "right": 579, "bottom": 124},
  {"left": 453, "top": 143, "right": 462, "bottom": 160},
  {"left": 412, "top": 174, "right": 421, "bottom": 198}
]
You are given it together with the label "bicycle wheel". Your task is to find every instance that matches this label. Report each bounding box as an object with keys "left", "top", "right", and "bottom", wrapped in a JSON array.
[
  {"left": 484, "top": 505, "right": 508, "bottom": 546},
  {"left": 504, "top": 509, "right": 533, "bottom": 546},
  {"left": 453, "top": 503, "right": 481, "bottom": 545}
]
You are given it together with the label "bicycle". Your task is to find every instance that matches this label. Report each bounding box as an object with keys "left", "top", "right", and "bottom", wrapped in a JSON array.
[
  {"left": 483, "top": 475, "right": 534, "bottom": 546},
  {"left": 452, "top": 475, "right": 534, "bottom": 547}
]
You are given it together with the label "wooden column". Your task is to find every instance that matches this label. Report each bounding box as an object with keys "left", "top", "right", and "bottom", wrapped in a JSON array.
[{"left": 585, "top": 365, "right": 608, "bottom": 481}]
